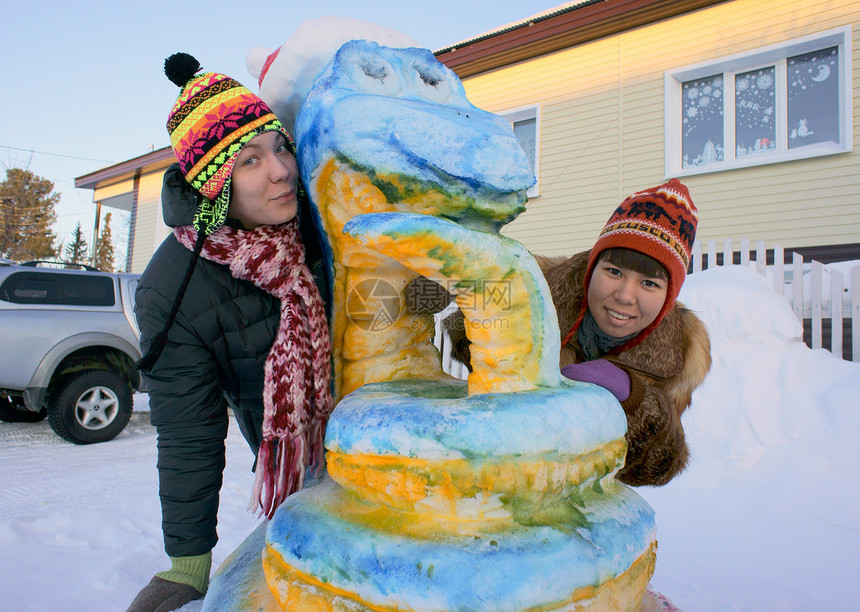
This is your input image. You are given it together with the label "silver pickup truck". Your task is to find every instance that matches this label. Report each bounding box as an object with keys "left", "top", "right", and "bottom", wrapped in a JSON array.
[{"left": 0, "top": 260, "right": 144, "bottom": 443}]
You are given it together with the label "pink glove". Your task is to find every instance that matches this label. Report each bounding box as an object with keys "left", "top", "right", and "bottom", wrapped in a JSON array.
[{"left": 561, "top": 360, "right": 631, "bottom": 402}]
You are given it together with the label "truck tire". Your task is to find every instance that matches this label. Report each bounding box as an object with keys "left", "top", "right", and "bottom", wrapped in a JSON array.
[
  {"left": 48, "top": 370, "right": 133, "bottom": 444},
  {"left": 0, "top": 397, "right": 47, "bottom": 423}
]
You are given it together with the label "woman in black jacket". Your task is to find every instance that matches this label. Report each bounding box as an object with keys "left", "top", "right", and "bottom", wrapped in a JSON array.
[{"left": 127, "top": 53, "right": 332, "bottom": 612}]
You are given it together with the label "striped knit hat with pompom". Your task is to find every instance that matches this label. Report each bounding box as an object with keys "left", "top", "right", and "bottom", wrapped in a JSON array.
[{"left": 164, "top": 52, "right": 293, "bottom": 235}]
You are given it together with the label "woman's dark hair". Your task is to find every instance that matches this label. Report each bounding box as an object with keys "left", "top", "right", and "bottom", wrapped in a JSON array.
[{"left": 597, "top": 247, "right": 668, "bottom": 280}]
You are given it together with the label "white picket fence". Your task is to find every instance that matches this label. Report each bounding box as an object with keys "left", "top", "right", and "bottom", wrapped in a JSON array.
[{"left": 691, "top": 238, "right": 860, "bottom": 362}]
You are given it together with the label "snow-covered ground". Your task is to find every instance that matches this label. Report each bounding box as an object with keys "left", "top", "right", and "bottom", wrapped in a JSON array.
[{"left": 1, "top": 264, "right": 858, "bottom": 611}]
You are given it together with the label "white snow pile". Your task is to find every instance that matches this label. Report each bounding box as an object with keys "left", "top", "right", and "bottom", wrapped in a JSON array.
[
  {"left": 641, "top": 265, "right": 860, "bottom": 611},
  {"left": 0, "top": 264, "right": 858, "bottom": 611}
]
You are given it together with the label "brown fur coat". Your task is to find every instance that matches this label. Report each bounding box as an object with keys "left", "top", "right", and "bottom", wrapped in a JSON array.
[{"left": 448, "top": 250, "right": 711, "bottom": 487}]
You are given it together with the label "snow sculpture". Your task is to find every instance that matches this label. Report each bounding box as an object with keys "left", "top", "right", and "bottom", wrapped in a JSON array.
[
  {"left": 296, "top": 41, "right": 543, "bottom": 400},
  {"left": 203, "top": 30, "right": 656, "bottom": 612}
]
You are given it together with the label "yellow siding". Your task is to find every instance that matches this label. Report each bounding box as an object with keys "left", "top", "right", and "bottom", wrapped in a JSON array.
[
  {"left": 461, "top": 0, "right": 860, "bottom": 257},
  {"left": 93, "top": 178, "right": 135, "bottom": 203},
  {"left": 129, "top": 170, "right": 169, "bottom": 274}
]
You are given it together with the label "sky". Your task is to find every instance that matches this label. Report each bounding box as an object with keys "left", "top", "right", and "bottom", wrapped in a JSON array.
[
  {"left": 1, "top": 264, "right": 858, "bottom": 611},
  {"left": 0, "top": 0, "right": 567, "bottom": 253}
]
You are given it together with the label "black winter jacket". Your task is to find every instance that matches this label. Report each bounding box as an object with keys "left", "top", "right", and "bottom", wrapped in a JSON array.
[{"left": 134, "top": 164, "right": 327, "bottom": 557}]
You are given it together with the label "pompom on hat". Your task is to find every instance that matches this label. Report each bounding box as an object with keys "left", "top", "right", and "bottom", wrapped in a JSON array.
[
  {"left": 163, "top": 52, "right": 293, "bottom": 234},
  {"left": 562, "top": 179, "right": 698, "bottom": 352}
]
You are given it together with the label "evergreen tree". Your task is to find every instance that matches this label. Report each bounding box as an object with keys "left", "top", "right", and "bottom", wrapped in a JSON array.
[
  {"left": 64, "top": 222, "right": 89, "bottom": 265},
  {"left": 93, "top": 212, "right": 116, "bottom": 272},
  {"left": 0, "top": 167, "right": 59, "bottom": 261}
]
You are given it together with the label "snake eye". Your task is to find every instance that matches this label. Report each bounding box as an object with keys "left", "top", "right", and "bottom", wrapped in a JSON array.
[
  {"left": 408, "top": 61, "right": 454, "bottom": 104},
  {"left": 416, "top": 65, "right": 441, "bottom": 87},
  {"left": 345, "top": 51, "right": 401, "bottom": 96},
  {"left": 360, "top": 59, "right": 387, "bottom": 81}
]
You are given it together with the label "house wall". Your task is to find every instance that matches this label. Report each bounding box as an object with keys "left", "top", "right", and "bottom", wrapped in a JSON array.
[
  {"left": 93, "top": 178, "right": 135, "bottom": 202},
  {"left": 129, "top": 169, "right": 169, "bottom": 274},
  {"left": 459, "top": 0, "right": 860, "bottom": 257}
]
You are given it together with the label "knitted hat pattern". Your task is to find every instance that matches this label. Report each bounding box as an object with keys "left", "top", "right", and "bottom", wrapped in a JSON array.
[
  {"left": 564, "top": 178, "right": 698, "bottom": 352},
  {"left": 164, "top": 52, "right": 293, "bottom": 234}
]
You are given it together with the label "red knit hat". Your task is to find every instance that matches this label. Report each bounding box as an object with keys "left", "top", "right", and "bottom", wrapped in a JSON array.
[{"left": 562, "top": 179, "right": 697, "bottom": 352}]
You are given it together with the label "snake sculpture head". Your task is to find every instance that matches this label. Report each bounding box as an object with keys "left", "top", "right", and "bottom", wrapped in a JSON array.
[{"left": 295, "top": 40, "right": 561, "bottom": 398}]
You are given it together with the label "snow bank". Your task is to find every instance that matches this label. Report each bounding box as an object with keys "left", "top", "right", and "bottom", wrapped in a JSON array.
[{"left": 640, "top": 265, "right": 860, "bottom": 611}]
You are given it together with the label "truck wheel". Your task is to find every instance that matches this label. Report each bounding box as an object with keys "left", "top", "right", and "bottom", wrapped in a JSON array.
[
  {"left": 48, "top": 370, "right": 133, "bottom": 444},
  {"left": 0, "top": 397, "right": 47, "bottom": 423}
]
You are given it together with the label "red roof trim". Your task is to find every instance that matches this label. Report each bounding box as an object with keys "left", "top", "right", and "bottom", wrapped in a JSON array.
[{"left": 435, "top": 0, "right": 729, "bottom": 78}]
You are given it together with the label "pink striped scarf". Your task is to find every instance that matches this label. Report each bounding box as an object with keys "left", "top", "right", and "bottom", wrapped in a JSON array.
[{"left": 175, "top": 221, "right": 332, "bottom": 518}]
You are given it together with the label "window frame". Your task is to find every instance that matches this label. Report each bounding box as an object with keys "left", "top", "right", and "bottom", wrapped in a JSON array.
[
  {"left": 664, "top": 25, "right": 853, "bottom": 177},
  {"left": 500, "top": 104, "right": 541, "bottom": 198}
]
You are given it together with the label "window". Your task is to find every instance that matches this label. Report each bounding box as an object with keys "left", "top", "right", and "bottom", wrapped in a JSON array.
[
  {"left": 501, "top": 105, "right": 540, "bottom": 198},
  {"left": 665, "top": 26, "right": 852, "bottom": 176},
  {"left": 0, "top": 272, "right": 115, "bottom": 306}
]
